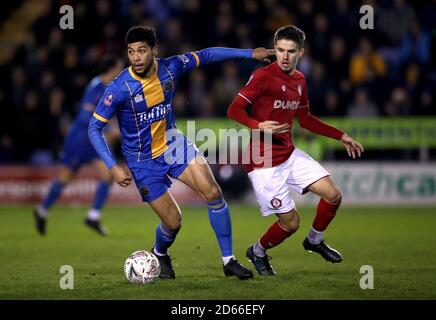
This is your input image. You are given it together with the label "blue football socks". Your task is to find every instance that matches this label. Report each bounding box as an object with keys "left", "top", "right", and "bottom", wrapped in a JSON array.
[
  {"left": 42, "top": 180, "right": 64, "bottom": 210},
  {"left": 207, "top": 198, "right": 233, "bottom": 258},
  {"left": 92, "top": 181, "right": 110, "bottom": 210},
  {"left": 154, "top": 223, "right": 179, "bottom": 255}
]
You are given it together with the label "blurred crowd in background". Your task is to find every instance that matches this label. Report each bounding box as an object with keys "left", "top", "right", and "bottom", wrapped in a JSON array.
[{"left": 0, "top": 0, "right": 434, "bottom": 164}]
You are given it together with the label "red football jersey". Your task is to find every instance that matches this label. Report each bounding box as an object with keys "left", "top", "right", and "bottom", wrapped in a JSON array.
[{"left": 228, "top": 62, "right": 343, "bottom": 172}]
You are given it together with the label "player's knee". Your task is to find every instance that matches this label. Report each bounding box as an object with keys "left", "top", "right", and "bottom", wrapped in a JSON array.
[
  {"left": 282, "top": 221, "right": 299, "bottom": 233},
  {"left": 165, "top": 214, "right": 182, "bottom": 231},
  {"left": 291, "top": 214, "right": 300, "bottom": 232},
  {"left": 327, "top": 190, "right": 342, "bottom": 206},
  {"left": 202, "top": 183, "right": 223, "bottom": 202},
  {"left": 280, "top": 211, "right": 300, "bottom": 233}
]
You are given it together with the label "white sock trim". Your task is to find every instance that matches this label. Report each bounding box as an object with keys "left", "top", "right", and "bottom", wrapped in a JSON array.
[
  {"left": 253, "top": 241, "right": 266, "bottom": 257},
  {"left": 307, "top": 227, "right": 323, "bottom": 245},
  {"left": 87, "top": 209, "right": 101, "bottom": 221},
  {"left": 222, "top": 255, "right": 235, "bottom": 265},
  {"left": 153, "top": 247, "right": 167, "bottom": 256},
  {"left": 36, "top": 205, "right": 48, "bottom": 218}
]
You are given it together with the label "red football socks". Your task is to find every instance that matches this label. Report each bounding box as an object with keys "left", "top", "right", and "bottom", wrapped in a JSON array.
[
  {"left": 259, "top": 221, "right": 293, "bottom": 250},
  {"left": 312, "top": 198, "right": 340, "bottom": 231}
]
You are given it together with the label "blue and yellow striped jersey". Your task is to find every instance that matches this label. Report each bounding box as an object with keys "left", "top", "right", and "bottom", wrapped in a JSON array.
[{"left": 89, "top": 47, "right": 253, "bottom": 168}]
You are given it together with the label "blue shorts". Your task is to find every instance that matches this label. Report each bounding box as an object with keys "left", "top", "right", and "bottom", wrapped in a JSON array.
[
  {"left": 61, "top": 123, "right": 98, "bottom": 170},
  {"left": 128, "top": 136, "right": 201, "bottom": 202}
]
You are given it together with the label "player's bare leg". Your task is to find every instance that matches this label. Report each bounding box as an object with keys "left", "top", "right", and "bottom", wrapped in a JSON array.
[
  {"left": 148, "top": 191, "right": 182, "bottom": 279},
  {"left": 177, "top": 156, "right": 253, "bottom": 280},
  {"left": 84, "top": 160, "right": 113, "bottom": 236},
  {"left": 33, "top": 166, "right": 76, "bottom": 235},
  {"left": 247, "top": 209, "right": 300, "bottom": 275},
  {"left": 303, "top": 175, "right": 343, "bottom": 263}
]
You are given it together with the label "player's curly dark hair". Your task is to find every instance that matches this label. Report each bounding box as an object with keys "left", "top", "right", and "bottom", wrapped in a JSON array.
[
  {"left": 274, "top": 25, "right": 305, "bottom": 49},
  {"left": 125, "top": 26, "right": 157, "bottom": 47}
]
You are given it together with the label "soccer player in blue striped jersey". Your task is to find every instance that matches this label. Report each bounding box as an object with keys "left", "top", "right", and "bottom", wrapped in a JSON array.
[
  {"left": 34, "top": 56, "right": 124, "bottom": 236},
  {"left": 89, "top": 26, "right": 274, "bottom": 279}
]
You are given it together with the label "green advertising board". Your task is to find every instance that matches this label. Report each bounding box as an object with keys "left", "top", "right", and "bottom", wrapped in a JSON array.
[{"left": 176, "top": 117, "right": 436, "bottom": 151}]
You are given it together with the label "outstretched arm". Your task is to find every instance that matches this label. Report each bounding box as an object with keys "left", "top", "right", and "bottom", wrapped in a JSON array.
[
  {"left": 296, "top": 107, "right": 363, "bottom": 158},
  {"left": 174, "top": 47, "right": 275, "bottom": 75},
  {"left": 296, "top": 106, "right": 344, "bottom": 139},
  {"left": 196, "top": 47, "right": 275, "bottom": 65}
]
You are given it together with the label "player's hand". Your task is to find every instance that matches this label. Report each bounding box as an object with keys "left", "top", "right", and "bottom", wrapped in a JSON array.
[
  {"left": 340, "top": 133, "right": 364, "bottom": 159},
  {"left": 252, "top": 47, "right": 275, "bottom": 63},
  {"left": 258, "top": 121, "right": 290, "bottom": 134},
  {"left": 110, "top": 164, "right": 132, "bottom": 187}
]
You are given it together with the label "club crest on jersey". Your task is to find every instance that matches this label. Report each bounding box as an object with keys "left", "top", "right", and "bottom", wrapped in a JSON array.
[
  {"left": 282, "top": 85, "right": 286, "bottom": 92},
  {"left": 273, "top": 99, "right": 299, "bottom": 110},
  {"left": 270, "top": 198, "right": 282, "bottom": 209},
  {"left": 134, "top": 93, "right": 143, "bottom": 103},
  {"left": 104, "top": 93, "right": 115, "bottom": 107},
  {"left": 139, "top": 186, "right": 149, "bottom": 197},
  {"left": 177, "top": 54, "right": 190, "bottom": 66}
]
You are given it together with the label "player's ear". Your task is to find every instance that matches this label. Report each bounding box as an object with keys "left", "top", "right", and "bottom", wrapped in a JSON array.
[
  {"left": 298, "top": 48, "right": 305, "bottom": 58},
  {"left": 152, "top": 46, "right": 158, "bottom": 57}
]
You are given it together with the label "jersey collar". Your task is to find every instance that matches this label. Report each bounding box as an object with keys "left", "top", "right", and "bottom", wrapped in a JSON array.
[{"left": 128, "top": 60, "right": 158, "bottom": 81}]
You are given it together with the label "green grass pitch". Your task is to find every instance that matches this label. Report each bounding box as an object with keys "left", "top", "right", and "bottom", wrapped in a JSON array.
[{"left": 0, "top": 205, "right": 435, "bottom": 300}]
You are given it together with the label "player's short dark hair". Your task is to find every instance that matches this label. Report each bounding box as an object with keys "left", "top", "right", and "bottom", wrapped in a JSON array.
[
  {"left": 125, "top": 26, "right": 157, "bottom": 47},
  {"left": 98, "top": 55, "right": 119, "bottom": 74},
  {"left": 274, "top": 25, "right": 305, "bottom": 49}
]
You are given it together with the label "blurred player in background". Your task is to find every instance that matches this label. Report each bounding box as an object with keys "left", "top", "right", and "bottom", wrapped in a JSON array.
[
  {"left": 33, "top": 56, "right": 124, "bottom": 236},
  {"left": 227, "top": 25, "right": 364, "bottom": 275},
  {"left": 89, "top": 26, "right": 275, "bottom": 279}
]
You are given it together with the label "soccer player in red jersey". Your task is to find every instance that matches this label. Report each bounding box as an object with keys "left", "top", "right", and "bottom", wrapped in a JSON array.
[{"left": 227, "top": 25, "right": 364, "bottom": 275}]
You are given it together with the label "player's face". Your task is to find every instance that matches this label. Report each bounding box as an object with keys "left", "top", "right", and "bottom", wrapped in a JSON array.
[
  {"left": 275, "top": 39, "right": 304, "bottom": 74},
  {"left": 127, "top": 42, "right": 157, "bottom": 75}
]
